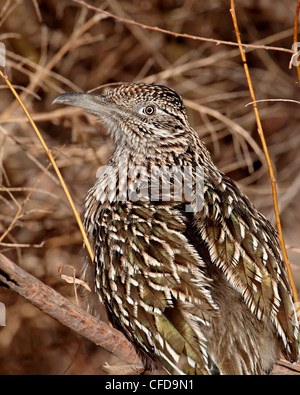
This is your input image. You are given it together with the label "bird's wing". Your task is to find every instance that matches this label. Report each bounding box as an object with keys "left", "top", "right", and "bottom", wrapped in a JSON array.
[
  {"left": 94, "top": 202, "right": 218, "bottom": 374},
  {"left": 193, "top": 175, "right": 299, "bottom": 361}
]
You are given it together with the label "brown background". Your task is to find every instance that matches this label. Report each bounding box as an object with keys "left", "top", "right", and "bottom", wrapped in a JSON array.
[{"left": 0, "top": 0, "right": 299, "bottom": 374}]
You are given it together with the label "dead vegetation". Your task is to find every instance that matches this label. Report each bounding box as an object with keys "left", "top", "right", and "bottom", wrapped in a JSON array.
[{"left": 0, "top": 0, "right": 300, "bottom": 374}]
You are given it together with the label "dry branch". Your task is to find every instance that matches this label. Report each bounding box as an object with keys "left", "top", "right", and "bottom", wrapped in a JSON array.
[
  {"left": 72, "top": 0, "right": 295, "bottom": 56},
  {"left": 1, "top": 252, "right": 299, "bottom": 375},
  {"left": 230, "top": 0, "right": 299, "bottom": 312},
  {"left": 293, "top": 0, "right": 300, "bottom": 80},
  {"left": 0, "top": 252, "right": 144, "bottom": 375},
  {"left": 0, "top": 69, "right": 95, "bottom": 266}
]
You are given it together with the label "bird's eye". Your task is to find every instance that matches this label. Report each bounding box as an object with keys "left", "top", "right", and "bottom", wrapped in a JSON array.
[{"left": 143, "top": 105, "right": 156, "bottom": 115}]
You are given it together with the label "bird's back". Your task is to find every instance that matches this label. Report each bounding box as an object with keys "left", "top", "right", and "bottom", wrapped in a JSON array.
[{"left": 83, "top": 146, "right": 299, "bottom": 374}]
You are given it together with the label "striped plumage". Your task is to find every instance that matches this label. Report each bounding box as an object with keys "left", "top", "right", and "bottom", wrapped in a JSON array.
[{"left": 53, "top": 83, "right": 299, "bottom": 375}]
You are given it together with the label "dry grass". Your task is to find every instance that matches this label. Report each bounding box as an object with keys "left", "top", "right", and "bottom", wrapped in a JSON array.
[{"left": 0, "top": 0, "right": 300, "bottom": 374}]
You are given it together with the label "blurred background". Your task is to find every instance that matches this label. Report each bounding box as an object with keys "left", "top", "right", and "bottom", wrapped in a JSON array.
[{"left": 0, "top": 0, "right": 300, "bottom": 374}]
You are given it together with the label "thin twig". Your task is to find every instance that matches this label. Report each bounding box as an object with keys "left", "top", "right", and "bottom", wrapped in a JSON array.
[
  {"left": 0, "top": 69, "right": 95, "bottom": 265},
  {"left": 72, "top": 0, "right": 295, "bottom": 55},
  {"left": 0, "top": 162, "right": 53, "bottom": 244},
  {"left": 229, "top": 1, "right": 299, "bottom": 314},
  {"left": 293, "top": 0, "right": 300, "bottom": 80},
  {"left": 246, "top": 99, "right": 300, "bottom": 106}
]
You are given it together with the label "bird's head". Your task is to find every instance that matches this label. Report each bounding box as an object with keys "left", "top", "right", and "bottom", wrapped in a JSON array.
[{"left": 52, "top": 83, "right": 191, "bottom": 155}]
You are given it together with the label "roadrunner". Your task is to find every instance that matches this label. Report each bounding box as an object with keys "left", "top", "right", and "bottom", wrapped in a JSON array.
[{"left": 53, "top": 83, "right": 299, "bottom": 375}]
